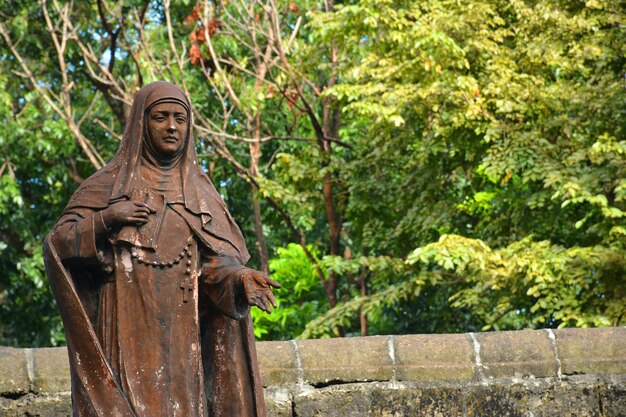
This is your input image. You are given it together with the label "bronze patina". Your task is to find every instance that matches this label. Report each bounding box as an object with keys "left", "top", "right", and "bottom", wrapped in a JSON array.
[{"left": 44, "top": 81, "right": 279, "bottom": 417}]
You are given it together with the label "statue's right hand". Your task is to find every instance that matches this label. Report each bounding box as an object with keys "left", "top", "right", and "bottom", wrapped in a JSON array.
[{"left": 100, "top": 200, "right": 155, "bottom": 229}]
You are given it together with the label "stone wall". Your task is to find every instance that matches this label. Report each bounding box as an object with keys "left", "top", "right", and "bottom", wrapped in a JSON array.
[{"left": 1, "top": 327, "right": 625, "bottom": 416}]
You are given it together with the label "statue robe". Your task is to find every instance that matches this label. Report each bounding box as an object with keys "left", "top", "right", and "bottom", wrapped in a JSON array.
[{"left": 44, "top": 184, "right": 266, "bottom": 417}]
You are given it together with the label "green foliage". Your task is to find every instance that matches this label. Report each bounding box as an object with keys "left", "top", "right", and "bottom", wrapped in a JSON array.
[
  {"left": 0, "top": 79, "right": 78, "bottom": 346},
  {"left": 407, "top": 234, "right": 626, "bottom": 330},
  {"left": 1, "top": 0, "right": 625, "bottom": 345},
  {"left": 0, "top": 1, "right": 141, "bottom": 346},
  {"left": 299, "top": 0, "right": 626, "bottom": 338},
  {"left": 252, "top": 244, "right": 327, "bottom": 339}
]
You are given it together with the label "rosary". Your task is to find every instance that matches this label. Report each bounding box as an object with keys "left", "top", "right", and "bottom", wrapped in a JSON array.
[{"left": 130, "top": 235, "right": 195, "bottom": 302}]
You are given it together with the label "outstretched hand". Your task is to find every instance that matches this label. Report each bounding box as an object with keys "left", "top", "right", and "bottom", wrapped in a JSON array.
[{"left": 242, "top": 271, "right": 281, "bottom": 314}]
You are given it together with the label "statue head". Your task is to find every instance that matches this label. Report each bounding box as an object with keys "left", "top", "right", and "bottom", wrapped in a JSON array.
[
  {"left": 145, "top": 101, "right": 189, "bottom": 158},
  {"left": 140, "top": 84, "right": 192, "bottom": 166},
  {"left": 106, "top": 81, "right": 196, "bottom": 199}
]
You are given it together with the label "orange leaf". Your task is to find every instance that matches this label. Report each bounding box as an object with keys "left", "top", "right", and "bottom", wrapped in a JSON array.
[{"left": 189, "top": 43, "right": 203, "bottom": 66}]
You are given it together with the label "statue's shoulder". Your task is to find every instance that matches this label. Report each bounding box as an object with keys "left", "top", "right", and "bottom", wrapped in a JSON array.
[{"left": 65, "top": 165, "right": 118, "bottom": 211}]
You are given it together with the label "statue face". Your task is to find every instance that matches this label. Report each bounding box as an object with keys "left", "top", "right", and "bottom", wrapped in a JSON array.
[{"left": 146, "top": 102, "right": 188, "bottom": 156}]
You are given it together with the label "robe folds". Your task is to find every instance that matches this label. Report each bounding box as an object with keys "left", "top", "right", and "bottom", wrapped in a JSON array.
[{"left": 44, "top": 82, "right": 267, "bottom": 417}]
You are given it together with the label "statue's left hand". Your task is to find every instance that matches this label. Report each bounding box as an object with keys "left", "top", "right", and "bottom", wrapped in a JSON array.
[{"left": 242, "top": 271, "right": 281, "bottom": 314}]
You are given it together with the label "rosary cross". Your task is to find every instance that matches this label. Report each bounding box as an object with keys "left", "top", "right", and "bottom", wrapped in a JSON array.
[{"left": 180, "top": 274, "right": 194, "bottom": 303}]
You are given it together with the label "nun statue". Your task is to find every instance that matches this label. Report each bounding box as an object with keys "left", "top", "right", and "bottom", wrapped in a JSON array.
[{"left": 44, "top": 81, "right": 279, "bottom": 417}]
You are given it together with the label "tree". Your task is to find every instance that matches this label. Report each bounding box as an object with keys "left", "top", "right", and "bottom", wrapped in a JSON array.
[
  {"left": 300, "top": 0, "right": 626, "bottom": 337},
  {"left": 0, "top": 0, "right": 625, "bottom": 346},
  {"left": 0, "top": 0, "right": 345, "bottom": 345}
]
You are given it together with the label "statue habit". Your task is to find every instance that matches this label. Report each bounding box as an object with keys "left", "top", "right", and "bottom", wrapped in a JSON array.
[{"left": 43, "top": 81, "right": 279, "bottom": 417}]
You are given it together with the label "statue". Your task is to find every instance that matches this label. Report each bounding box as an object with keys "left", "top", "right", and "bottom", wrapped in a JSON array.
[{"left": 43, "top": 81, "right": 279, "bottom": 417}]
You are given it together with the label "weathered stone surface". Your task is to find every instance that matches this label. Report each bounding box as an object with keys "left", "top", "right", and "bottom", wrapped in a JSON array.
[
  {"left": 298, "top": 383, "right": 510, "bottom": 417},
  {"left": 293, "top": 383, "right": 372, "bottom": 417},
  {"left": 598, "top": 384, "right": 626, "bottom": 417},
  {"left": 0, "top": 348, "right": 29, "bottom": 395},
  {"left": 5, "top": 378, "right": 626, "bottom": 417},
  {"left": 528, "top": 383, "right": 601, "bottom": 417},
  {"left": 0, "top": 393, "right": 71, "bottom": 417},
  {"left": 395, "top": 334, "right": 475, "bottom": 382},
  {"left": 465, "top": 384, "right": 528, "bottom": 417},
  {"left": 257, "top": 341, "right": 298, "bottom": 386},
  {"left": 296, "top": 336, "right": 394, "bottom": 385},
  {"left": 476, "top": 329, "right": 558, "bottom": 379},
  {"left": 32, "top": 348, "right": 70, "bottom": 394},
  {"left": 369, "top": 385, "right": 465, "bottom": 417},
  {"left": 265, "top": 387, "right": 293, "bottom": 417},
  {"left": 556, "top": 327, "right": 626, "bottom": 376}
]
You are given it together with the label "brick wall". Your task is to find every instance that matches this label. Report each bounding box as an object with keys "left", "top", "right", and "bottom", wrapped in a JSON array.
[{"left": 1, "top": 327, "right": 625, "bottom": 416}]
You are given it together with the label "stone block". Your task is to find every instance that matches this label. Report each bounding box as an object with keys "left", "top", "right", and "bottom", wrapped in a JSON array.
[
  {"left": 0, "top": 347, "right": 29, "bottom": 395},
  {"left": 465, "top": 384, "right": 529, "bottom": 417},
  {"left": 395, "top": 334, "right": 475, "bottom": 382},
  {"left": 294, "top": 383, "right": 371, "bottom": 417},
  {"left": 296, "top": 336, "right": 393, "bottom": 385},
  {"left": 555, "top": 327, "right": 626, "bottom": 376},
  {"left": 598, "top": 383, "right": 626, "bottom": 417},
  {"left": 295, "top": 383, "right": 466, "bottom": 417},
  {"left": 369, "top": 385, "right": 465, "bottom": 417},
  {"left": 264, "top": 387, "right": 293, "bottom": 417},
  {"left": 476, "top": 329, "right": 558, "bottom": 379},
  {"left": 257, "top": 341, "right": 299, "bottom": 386},
  {"left": 32, "top": 348, "right": 70, "bottom": 394},
  {"left": 0, "top": 392, "right": 71, "bottom": 417},
  {"left": 528, "top": 382, "right": 601, "bottom": 417}
]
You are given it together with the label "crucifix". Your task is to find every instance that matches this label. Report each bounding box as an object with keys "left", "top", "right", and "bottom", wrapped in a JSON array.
[{"left": 180, "top": 273, "right": 194, "bottom": 303}]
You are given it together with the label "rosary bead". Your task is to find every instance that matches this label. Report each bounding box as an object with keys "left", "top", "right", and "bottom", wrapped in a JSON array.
[{"left": 128, "top": 236, "right": 192, "bottom": 267}]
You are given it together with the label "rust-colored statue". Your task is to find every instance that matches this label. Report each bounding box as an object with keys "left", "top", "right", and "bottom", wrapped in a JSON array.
[{"left": 43, "top": 81, "right": 279, "bottom": 417}]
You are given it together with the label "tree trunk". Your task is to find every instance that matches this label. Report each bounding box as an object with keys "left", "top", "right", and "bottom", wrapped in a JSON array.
[
  {"left": 359, "top": 273, "right": 368, "bottom": 336},
  {"left": 320, "top": 37, "right": 342, "bottom": 309},
  {"left": 249, "top": 112, "right": 270, "bottom": 275},
  {"left": 246, "top": 24, "right": 273, "bottom": 275}
]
